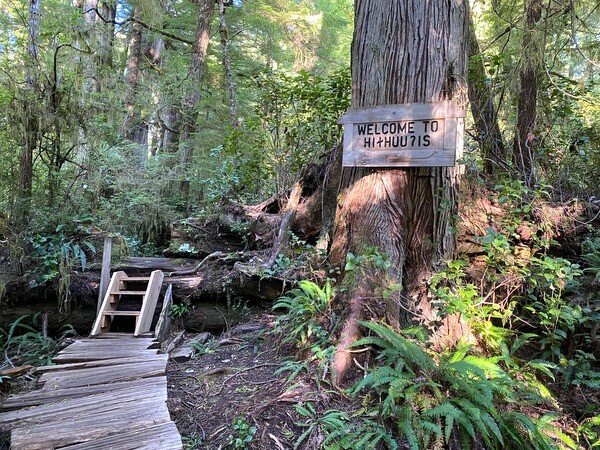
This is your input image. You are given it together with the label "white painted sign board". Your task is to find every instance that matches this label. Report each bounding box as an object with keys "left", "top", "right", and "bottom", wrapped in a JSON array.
[{"left": 339, "top": 101, "right": 465, "bottom": 167}]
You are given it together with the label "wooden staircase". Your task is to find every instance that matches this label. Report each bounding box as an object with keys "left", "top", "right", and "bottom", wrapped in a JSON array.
[{"left": 91, "top": 270, "right": 164, "bottom": 337}]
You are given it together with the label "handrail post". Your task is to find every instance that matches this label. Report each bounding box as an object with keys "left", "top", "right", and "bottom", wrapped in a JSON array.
[{"left": 97, "top": 237, "right": 112, "bottom": 315}]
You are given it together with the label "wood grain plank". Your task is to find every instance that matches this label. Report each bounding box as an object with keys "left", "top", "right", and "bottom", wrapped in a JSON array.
[
  {"left": 135, "top": 270, "right": 164, "bottom": 336},
  {"left": 55, "top": 421, "right": 182, "bottom": 450},
  {"left": 10, "top": 400, "right": 170, "bottom": 449},
  {"left": 39, "top": 359, "right": 166, "bottom": 388},
  {"left": 2, "top": 337, "right": 181, "bottom": 450},
  {"left": 52, "top": 349, "right": 159, "bottom": 363},
  {"left": 1, "top": 377, "right": 165, "bottom": 410},
  {"left": 34, "top": 354, "right": 167, "bottom": 374},
  {"left": 0, "top": 379, "right": 166, "bottom": 429},
  {"left": 61, "top": 338, "right": 157, "bottom": 347},
  {"left": 90, "top": 271, "right": 126, "bottom": 336}
]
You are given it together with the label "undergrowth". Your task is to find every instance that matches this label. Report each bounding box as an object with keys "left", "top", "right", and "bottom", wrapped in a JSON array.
[
  {"left": 1, "top": 313, "right": 76, "bottom": 368},
  {"left": 271, "top": 179, "right": 600, "bottom": 449}
]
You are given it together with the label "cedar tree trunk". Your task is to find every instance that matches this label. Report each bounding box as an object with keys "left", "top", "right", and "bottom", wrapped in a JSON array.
[
  {"left": 178, "top": 0, "right": 215, "bottom": 208},
  {"left": 123, "top": 9, "right": 148, "bottom": 169},
  {"left": 330, "top": 0, "right": 470, "bottom": 384}
]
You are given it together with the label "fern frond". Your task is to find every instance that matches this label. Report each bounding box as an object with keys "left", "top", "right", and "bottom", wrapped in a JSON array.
[
  {"left": 358, "top": 320, "right": 436, "bottom": 372},
  {"left": 426, "top": 402, "right": 464, "bottom": 443},
  {"left": 397, "top": 405, "right": 419, "bottom": 450},
  {"left": 420, "top": 419, "right": 443, "bottom": 436}
]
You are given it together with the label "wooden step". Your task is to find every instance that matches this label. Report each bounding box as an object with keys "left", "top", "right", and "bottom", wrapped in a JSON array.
[
  {"left": 91, "top": 270, "right": 164, "bottom": 337},
  {"left": 110, "top": 290, "right": 147, "bottom": 296},
  {"left": 102, "top": 311, "right": 141, "bottom": 317}
]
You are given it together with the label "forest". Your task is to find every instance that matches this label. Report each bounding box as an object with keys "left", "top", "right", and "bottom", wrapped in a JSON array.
[{"left": 0, "top": 0, "right": 599, "bottom": 448}]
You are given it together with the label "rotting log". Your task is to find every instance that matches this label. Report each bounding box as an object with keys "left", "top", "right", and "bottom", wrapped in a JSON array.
[{"left": 0, "top": 254, "right": 285, "bottom": 335}]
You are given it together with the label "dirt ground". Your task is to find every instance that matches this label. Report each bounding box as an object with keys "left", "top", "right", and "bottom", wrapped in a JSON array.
[{"left": 166, "top": 313, "right": 342, "bottom": 450}]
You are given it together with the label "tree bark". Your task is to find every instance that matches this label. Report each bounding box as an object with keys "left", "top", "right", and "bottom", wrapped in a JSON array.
[
  {"left": 178, "top": 0, "right": 215, "bottom": 209},
  {"left": 330, "top": 0, "right": 470, "bottom": 384},
  {"left": 123, "top": 9, "right": 148, "bottom": 170},
  {"left": 467, "top": 11, "right": 506, "bottom": 174},
  {"left": 218, "top": 0, "right": 237, "bottom": 128},
  {"left": 82, "top": 0, "right": 100, "bottom": 95},
  {"left": 97, "top": 0, "right": 115, "bottom": 69},
  {"left": 13, "top": 0, "right": 41, "bottom": 253},
  {"left": 513, "top": 0, "right": 543, "bottom": 187}
]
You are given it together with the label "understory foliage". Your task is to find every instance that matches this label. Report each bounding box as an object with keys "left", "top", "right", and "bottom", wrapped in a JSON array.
[
  {"left": 0, "top": 313, "right": 75, "bottom": 368},
  {"left": 351, "top": 322, "right": 569, "bottom": 450},
  {"left": 273, "top": 279, "right": 336, "bottom": 355},
  {"left": 273, "top": 178, "right": 600, "bottom": 449},
  {"left": 206, "top": 68, "right": 351, "bottom": 205}
]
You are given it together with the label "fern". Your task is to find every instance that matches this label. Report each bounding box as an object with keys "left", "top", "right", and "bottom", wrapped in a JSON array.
[
  {"left": 356, "top": 321, "right": 435, "bottom": 372},
  {"left": 350, "top": 320, "right": 567, "bottom": 450},
  {"left": 273, "top": 279, "right": 336, "bottom": 352}
]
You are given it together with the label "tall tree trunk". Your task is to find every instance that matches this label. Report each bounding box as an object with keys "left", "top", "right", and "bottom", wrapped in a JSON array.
[
  {"left": 513, "top": 0, "right": 542, "bottom": 187},
  {"left": 98, "top": 0, "right": 115, "bottom": 69},
  {"left": 82, "top": 0, "right": 100, "bottom": 94},
  {"left": 467, "top": 11, "right": 506, "bottom": 174},
  {"left": 178, "top": 0, "right": 215, "bottom": 210},
  {"left": 11, "top": 0, "right": 41, "bottom": 274},
  {"left": 123, "top": 10, "right": 148, "bottom": 170},
  {"left": 73, "top": 0, "right": 114, "bottom": 169},
  {"left": 16, "top": 0, "right": 41, "bottom": 228},
  {"left": 218, "top": 0, "right": 237, "bottom": 128},
  {"left": 161, "top": 105, "right": 181, "bottom": 155},
  {"left": 330, "top": 0, "right": 470, "bottom": 384}
]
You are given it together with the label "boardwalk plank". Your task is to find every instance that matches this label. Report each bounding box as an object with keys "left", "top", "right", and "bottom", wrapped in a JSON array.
[
  {"left": 52, "top": 349, "right": 159, "bottom": 363},
  {"left": 39, "top": 359, "right": 166, "bottom": 388},
  {"left": 10, "top": 400, "right": 170, "bottom": 449},
  {"left": 0, "top": 379, "right": 166, "bottom": 429},
  {"left": 2, "top": 377, "right": 165, "bottom": 410},
  {"left": 1, "top": 337, "right": 181, "bottom": 450},
  {"left": 59, "top": 338, "right": 157, "bottom": 350},
  {"left": 56, "top": 421, "right": 182, "bottom": 450},
  {"left": 34, "top": 354, "right": 168, "bottom": 374}
]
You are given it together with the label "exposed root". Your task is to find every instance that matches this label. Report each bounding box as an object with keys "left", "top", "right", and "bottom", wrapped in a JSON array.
[
  {"left": 332, "top": 288, "right": 365, "bottom": 386},
  {"left": 168, "top": 251, "right": 227, "bottom": 276}
]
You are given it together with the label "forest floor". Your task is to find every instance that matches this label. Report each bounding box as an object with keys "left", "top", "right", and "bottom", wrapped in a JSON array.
[{"left": 166, "top": 312, "right": 357, "bottom": 450}]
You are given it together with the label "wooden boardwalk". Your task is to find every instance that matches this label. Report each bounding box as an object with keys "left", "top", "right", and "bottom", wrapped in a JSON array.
[{"left": 0, "top": 336, "right": 182, "bottom": 450}]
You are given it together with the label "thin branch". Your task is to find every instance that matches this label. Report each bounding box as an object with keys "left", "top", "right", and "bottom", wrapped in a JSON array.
[
  {"left": 84, "top": 7, "right": 194, "bottom": 45},
  {"left": 569, "top": 0, "right": 600, "bottom": 69},
  {"left": 168, "top": 251, "right": 227, "bottom": 276}
]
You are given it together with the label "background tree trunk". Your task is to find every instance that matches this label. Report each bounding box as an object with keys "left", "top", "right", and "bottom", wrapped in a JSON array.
[
  {"left": 467, "top": 11, "right": 507, "bottom": 174},
  {"left": 218, "top": 0, "right": 237, "bottom": 128},
  {"left": 15, "top": 0, "right": 41, "bottom": 230},
  {"left": 97, "top": 0, "right": 115, "bottom": 69},
  {"left": 123, "top": 10, "right": 148, "bottom": 170},
  {"left": 178, "top": 0, "right": 215, "bottom": 209},
  {"left": 330, "top": 0, "right": 469, "bottom": 383},
  {"left": 513, "top": 0, "right": 543, "bottom": 187}
]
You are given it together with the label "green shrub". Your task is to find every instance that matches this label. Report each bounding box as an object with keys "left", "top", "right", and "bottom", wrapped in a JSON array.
[{"left": 226, "top": 417, "right": 257, "bottom": 449}]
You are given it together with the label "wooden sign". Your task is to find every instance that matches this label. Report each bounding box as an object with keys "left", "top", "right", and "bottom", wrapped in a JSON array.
[{"left": 339, "top": 101, "right": 465, "bottom": 167}]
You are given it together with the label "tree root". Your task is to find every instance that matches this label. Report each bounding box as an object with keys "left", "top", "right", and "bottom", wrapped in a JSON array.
[
  {"left": 168, "top": 251, "right": 227, "bottom": 276},
  {"left": 332, "top": 288, "right": 366, "bottom": 386}
]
